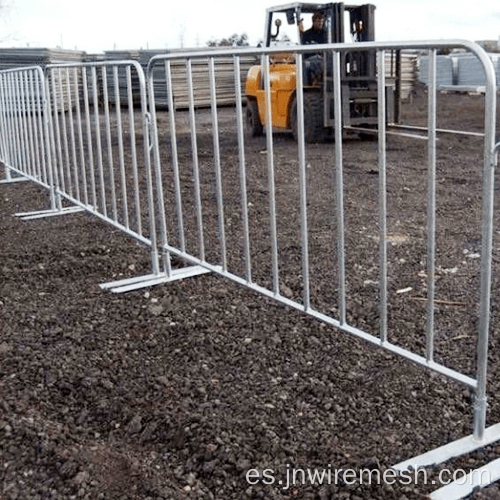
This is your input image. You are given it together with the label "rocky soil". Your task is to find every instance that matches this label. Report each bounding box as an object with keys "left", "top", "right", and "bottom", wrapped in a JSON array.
[{"left": 2, "top": 85, "right": 500, "bottom": 500}]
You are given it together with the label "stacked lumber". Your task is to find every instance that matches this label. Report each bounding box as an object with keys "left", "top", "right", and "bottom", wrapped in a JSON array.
[
  {"left": 103, "top": 48, "right": 258, "bottom": 109},
  {"left": 385, "top": 51, "right": 418, "bottom": 100},
  {"left": 154, "top": 54, "right": 258, "bottom": 109}
]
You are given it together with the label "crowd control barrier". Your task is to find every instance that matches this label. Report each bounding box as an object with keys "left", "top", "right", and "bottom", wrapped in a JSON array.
[{"left": 1, "top": 40, "right": 499, "bottom": 500}]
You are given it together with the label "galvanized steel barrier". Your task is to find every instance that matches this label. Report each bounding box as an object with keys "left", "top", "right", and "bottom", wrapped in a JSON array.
[
  {"left": 0, "top": 60, "right": 182, "bottom": 288},
  {"left": 146, "top": 41, "right": 499, "bottom": 500},
  {"left": 0, "top": 67, "right": 54, "bottom": 193},
  {"left": 42, "top": 60, "right": 165, "bottom": 289},
  {"left": 0, "top": 40, "right": 499, "bottom": 499}
]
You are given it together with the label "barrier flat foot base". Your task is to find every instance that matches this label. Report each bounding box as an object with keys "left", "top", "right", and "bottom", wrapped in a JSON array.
[
  {"left": 100, "top": 265, "right": 213, "bottom": 293},
  {"left": 393, "top": 422, "right": 500, "bottom": 500},
  {"left": 428, "top": 456, "right": 500, "bottom": 499},
  {"left": 0, "top": 177, "right": 29, "bottom": 184},
  {"left": 15, "top": 206, "right": 84, "bottom": 220},
  {"left": 393, "top": 422, "right": 500, "bottom": 472}
]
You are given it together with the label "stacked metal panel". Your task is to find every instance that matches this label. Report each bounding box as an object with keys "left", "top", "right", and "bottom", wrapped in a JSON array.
[
  {"left": 455, "top": 53, "right": 500, "bottom": 87},
  {"left": 101, "top": 50, "right": 143, "bottom": 106},
  {"left": 0, "top": 48, "right": 87, "bottom": 112},
  {"left": 418, "top": 52, "right": 500, "bottom": 91},
  {"left": 455, "top": 54, "right": 486, "bottom": 86},
  {"left": 0, "top": 47, "right": 86, "bottom": 71},
  {"left": 417, "top": 55, "right": 454, "bottom": 87},
  {"left": 141, "top": 50, "right": 171, "bottom": 107}
]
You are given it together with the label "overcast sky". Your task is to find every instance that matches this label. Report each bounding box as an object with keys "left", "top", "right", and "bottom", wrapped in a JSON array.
[{"left": 0, "top": 0, "right": 499, "bottom": 54}]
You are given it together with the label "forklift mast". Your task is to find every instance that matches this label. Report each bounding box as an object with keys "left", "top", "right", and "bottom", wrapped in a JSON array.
[
  {"left": 324, "top": 3, "right": 379, "bottom": 127},
  {"left": 248, "top": 2, "right": 398, "bottom": 139}
]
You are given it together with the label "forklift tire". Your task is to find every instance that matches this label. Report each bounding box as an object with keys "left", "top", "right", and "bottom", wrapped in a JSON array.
[
  {"left": 245, "top": 98, "right": 263, "bottom": 137},
  {"left": 290, "top": 92, "right": 327, "bottom": 143}
]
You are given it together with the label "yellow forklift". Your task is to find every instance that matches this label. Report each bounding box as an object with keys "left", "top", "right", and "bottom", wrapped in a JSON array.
[{"left": 245, "top": 2, "right": 399, "bottom": 141}]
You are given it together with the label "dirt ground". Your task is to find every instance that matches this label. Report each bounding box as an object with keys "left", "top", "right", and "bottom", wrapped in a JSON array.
[{"left": 2, "top": 84, "right": 500, "bottom": 500}]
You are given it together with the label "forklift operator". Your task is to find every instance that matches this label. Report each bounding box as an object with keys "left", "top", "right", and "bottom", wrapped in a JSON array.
[
  {"left": 298, "top": 11, "right": 327, "bottom": 85},
  {"left": 299, "top": 11, "right": 327, "bottom": 45}
]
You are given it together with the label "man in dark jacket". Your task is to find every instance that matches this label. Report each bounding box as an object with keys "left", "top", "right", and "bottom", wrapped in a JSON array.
[
  {"left": 299, "top": 11, "right": 327, "bottom": 84},
  {"left": 300, "top": 11, "right": 327, "bottom": 45}
]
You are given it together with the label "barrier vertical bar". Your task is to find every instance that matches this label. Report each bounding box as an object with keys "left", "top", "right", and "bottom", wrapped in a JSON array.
[
  {"left": 8, "top": 72, "right": 19, "bottom": 177},
  {"left": 377, "top": 50, "right": 388, "bottom": 343},
  {"left": 65, "top": 67, "right": 81, "bottom": 202},
  {"left": 113, "top": 66, "right": 129, "bottom": 230},
  {"left": 38, "top": 69, "right": 49, "bottom": 188},
  {"left": 23, "top": 71, "right": 36, "bottom": 181},
  {"left": 82, "top": 67, "right": 97, "bottom": 210},
  {"left": 1, "top": 74, "right": 12, "bottom": 177},
  {"left": 473, "top": 47, "right": 497, "bottom": 441},
  {"left": 9, "top": 72, "right": 19, "bottom": 172},
  {"left": 30, "top": 70, "right": 43, "bottom": 184},
  {"left": 137, "top": 62, "right": 160, "bottom": 276},
  {"left": 74, "top": 67, "right": 89, "bottom": 207},
  {"left": 263, "top": 54, "right": 280, "bottom": 295},
  {"left": 14, "top": 72, "right": 25, "bottom": 174},
  {"left": 22, "top": 71, "right": 33, "bottom": 178},
  {"left": 9, "top": 73, "right": 20, "bottom": 173},
  {"left": 5, "top": 72, "right": 15, "bottom": 172},
  {"left": 165, "top": 60, "right": 186, "bottom": 253},
  {"left": 57, "top": 68, "right": 73, "bottom": 197},
  {"left": 186, "top": 58, "right": 205, "bottom": 261},
  {"left": 147, "top": 62, "right": 172, "bottom": 277},
  {"left": 7, "top": 72, "right": 17, "bottom": 173},
  {"left": 16, "top": 72, "right": 29, "bottom": 176},
  {"left": 0, "top": 74, "right": 11, "bottom": 175},
  {"left": 91, "top": 66, "right": 107, "bottom": 217},
  {"left": 208, "top": 57, "right": 228, "bottom": 272},
  {"left": 332, "top": 50, "right": 346, "bottom": 324},
  {"left": 426, "top": 49, "right": 437, "bottom": 361},
  {"left": 50, "top": 69, "right": 66, "bottom": 195},
  {"left": 4, "top": 73, "right": 13, "bottom": 169},
  {"left": 233, "top": 55, "right": 252, "bottom": 283},
  {"left": 14, "top": 71, "right": 26, "bottom": 175},
  {"left": 41, "top": 68, "right": 58, "bottom": 211},
  {"left": 16, "top": 71, "right": 29, "bottom": 177},
  {"left": 125, "top": 66, "right": 142, "bottom": 236},
  {"left": 295, "top": 52, "right": 311, "bottom": 310},
  {"left": 0, "top": 74, "right": 6, "bottom": 165},
  {"left": 46, "top": 70, "right": 63, "bottom": 210},
  {"left": 102, "top": 66, "right": 118, "bottom": 221}
]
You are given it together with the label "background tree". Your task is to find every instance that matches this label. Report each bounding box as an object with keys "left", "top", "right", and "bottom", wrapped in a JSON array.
[{"left": 207, "top": 33, "right": 249, "bottom": 47}]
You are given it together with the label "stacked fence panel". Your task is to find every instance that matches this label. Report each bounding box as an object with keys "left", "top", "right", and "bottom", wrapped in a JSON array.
[
  {"left": 418, "top": 51, "right": 500, "bottom": 90},
  {"left": 418, "top": 54, "right": 454, "bottom": 87}
]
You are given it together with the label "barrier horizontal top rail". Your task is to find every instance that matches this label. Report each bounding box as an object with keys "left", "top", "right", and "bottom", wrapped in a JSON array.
[{"left": 147, "top": 38, "right": 495, "bottom": 64}]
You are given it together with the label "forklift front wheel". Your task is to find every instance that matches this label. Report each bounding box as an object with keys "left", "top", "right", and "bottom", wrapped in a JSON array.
[
  {"left": 245, "top": 99, "right": 263, "bottom": 137},
  {"left": 290, "top": 92, "right": 327, "bottom": 143}
]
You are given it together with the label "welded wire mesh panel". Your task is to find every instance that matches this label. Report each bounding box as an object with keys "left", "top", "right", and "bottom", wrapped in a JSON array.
[{"left": 45, "top": 62, "right": 155, "bottom": 245}]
